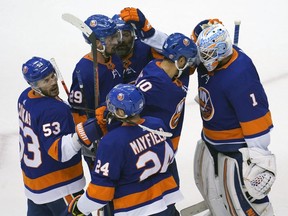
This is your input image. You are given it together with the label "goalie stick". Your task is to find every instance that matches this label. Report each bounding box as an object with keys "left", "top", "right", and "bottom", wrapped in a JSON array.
[
  {"left": 62, "top": 13, "right": 100, "bottom": 109},
  {"left": 180, "top": 200, "right": 208, "bottom": 216},
  {"left": 233, "top": 20, "right": 241, "bottom": 46}
]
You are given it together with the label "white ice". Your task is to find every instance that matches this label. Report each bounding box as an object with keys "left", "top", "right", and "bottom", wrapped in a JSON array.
[{"left": 1, "top": 0, "right": 287, "bottom": 215}]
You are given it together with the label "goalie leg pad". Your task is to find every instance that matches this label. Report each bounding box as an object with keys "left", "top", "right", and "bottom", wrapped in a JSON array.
[
  {"left": 217, "top": 153, "right": 274, "bottom": 216},
  {"left": 193, "top": 140, "right": 230, "bottom": 216}
]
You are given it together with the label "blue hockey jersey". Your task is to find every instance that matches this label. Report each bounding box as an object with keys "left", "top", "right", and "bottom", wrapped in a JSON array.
[
  {"left": 122, "top": 39, "right": 160, "bottom": 84},
  {"left": 135, "top": 59, "right": 190, "bottom": 150},
  {"left": 18, "top": 88, "right": 85, "bottom": 204},
  {"left": 69, "top": 54, "right": 124, "bottom": 122},
  {"left": 77, "top": 116, "right": 183, "bottom": 215},
  {"left": 197, "top": 46, "right": 273, "bottom": 152}
]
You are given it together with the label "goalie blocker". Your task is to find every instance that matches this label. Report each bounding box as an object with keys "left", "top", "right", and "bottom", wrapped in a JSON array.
[{"left": 193, "top": 140, "right": 275, "bottom": 216}]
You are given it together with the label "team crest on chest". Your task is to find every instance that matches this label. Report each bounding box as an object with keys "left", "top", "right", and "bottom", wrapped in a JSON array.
[{"left": 198, "top": 87, "right": 214, "bottom": 121}]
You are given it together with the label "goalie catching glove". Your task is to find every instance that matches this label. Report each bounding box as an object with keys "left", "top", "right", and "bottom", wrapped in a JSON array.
[
  {"left": 239, "top": 147, "right": 276, "bottom": 199},
  {"left": 120, "top": 7, "right": 155, "bottom": 39}
]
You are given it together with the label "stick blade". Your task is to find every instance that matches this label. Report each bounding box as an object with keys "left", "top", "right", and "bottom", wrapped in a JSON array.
[
  {"left": 180, "top": 200, "right": 208, "bottom": 216},
  {"left": 62, "top": 13, "right": 92, "bottom": 37}
]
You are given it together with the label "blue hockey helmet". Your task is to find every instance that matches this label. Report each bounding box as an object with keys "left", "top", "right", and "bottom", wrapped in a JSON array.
[
  {"left": 22, "top": 57, "right": 54, "bottom": 84},
  {"left": 111, "top": 14, "right": 134, "bottom": 31},
  {"left": 162, "top": 33, "right": 197, "bottom": 62},
  {"left": 106, "top": 84, "right": 145, "bottom": 118},
  {"left": 83, "top": 14, "right": 118, "bottom": 44}
]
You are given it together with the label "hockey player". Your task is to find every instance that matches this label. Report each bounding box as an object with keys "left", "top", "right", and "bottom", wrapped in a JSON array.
[
  {"left": 194, "top": 23, "right": 276, "bottom": 215},
  {"left": 112, "top": 14, "right": 163, "bottom": 84},
  {"left": 120, "top": 7, "right": 197, "bottom": 152},
  {"left": 66, "top": 83, "right": 183, "bottom": 216},
  {"left": 69, "top": 14, "right": 124, "bottom": 124},
  {"left": 18, "top": 57, "right": 102, "bottom": 216}
]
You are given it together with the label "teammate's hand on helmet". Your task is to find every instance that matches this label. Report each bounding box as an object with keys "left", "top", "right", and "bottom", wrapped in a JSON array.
[
  {"left": 191, "top": 18, "right": 223, "bottom": 42},
  {"left": 75, "top": 118, "right": 102, "bottom": 147},
  {"left": 239, "top": 147, "right": 276, "bottom": 199},
  {"left": 67, "top": 195, "right": 84, "bottom": 216},
  {"left": 120, "top": 7, "right": 155, "bottom": 39}
]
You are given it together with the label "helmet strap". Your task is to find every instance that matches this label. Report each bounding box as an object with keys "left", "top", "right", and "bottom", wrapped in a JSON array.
[{"left": 174, "top": 60, "right": 189, "bottom": 78}]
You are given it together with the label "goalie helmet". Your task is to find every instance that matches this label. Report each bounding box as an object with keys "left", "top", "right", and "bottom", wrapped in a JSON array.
[
  {"left": 106, "top": 84, "right": 145, "bottom": 118},
  {"left": 22, "top": 57, "right": 54, "bottom": 84},
  {"left": 197, "top": 23, "right": 233, "bottom": 71},
  {"left": 83, "top": 14, "right": 118, "bottom": 44}
]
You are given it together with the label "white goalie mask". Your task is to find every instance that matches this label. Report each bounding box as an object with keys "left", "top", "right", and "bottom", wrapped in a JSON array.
[{"left": 197, "top": 24, "right": 233, "bottom": 71}]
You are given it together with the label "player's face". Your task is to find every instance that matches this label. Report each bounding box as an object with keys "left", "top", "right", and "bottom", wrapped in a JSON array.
[
  {"left": 116, "top": 30, "right": 134, "bottom": 58},
  {"left": 36, "top": 72, "right": 59, "bottom": 97},
  {"left": 104, "top": 31, "right": 121, "bottom": 55}
]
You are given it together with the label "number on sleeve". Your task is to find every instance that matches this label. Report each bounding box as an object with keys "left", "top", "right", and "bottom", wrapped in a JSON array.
[
  {"left": 95, "top": 160, "right": 110, "bottom": 176},
  {"left": 69, "top": 90, "right": 82, "bottom": 104},
  {"left": 250, "top": 93, "right": 258, "bottom": 106},
  {"left": 42, "top": 122, "right": 61, "bottom": 137}
]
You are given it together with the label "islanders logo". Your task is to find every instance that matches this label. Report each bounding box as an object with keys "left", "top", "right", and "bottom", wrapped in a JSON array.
[
  {"left": 117, "top": 93, "right": 124, "bottom": 101},
  {"left": 89, "top": 20, "right": 97, "bottom": 28},
  {"left": 198, "top": 87, "right": 214, "bottom": 121}
]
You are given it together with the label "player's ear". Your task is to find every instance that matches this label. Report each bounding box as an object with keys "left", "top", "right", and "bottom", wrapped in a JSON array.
[{"left": 178, "top": 56, "right": 187, "bottom": 68}]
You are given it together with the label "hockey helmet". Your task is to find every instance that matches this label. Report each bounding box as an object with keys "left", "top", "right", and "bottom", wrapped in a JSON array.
[
  {"left": 22, "top": 57, "right": 54, "bottom": 84},
  {"left": 162, "top": 32, "right": 197, "bottom": 63},
  {"left": 106, "top": 84, "right": 145, "bottom": 118},
  {"left": 112, "top": 14, "right": 134, "bottom": 32},
  {"left": 83, "top": 14, "right": 119, "bottom": 44}
]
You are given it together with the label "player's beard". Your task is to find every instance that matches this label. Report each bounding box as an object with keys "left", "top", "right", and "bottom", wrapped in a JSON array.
[
  {"left": 42, "top": 84, "right": 59, "bottom": 97},
  {"left": 116, "top": 41, "right": 133, "bottom": 59}
]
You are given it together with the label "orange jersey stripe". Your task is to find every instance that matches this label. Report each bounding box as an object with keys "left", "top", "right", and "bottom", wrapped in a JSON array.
[
  {"left": 113, "top": 176, "right": 177, "bottom": 210},
  {"left": 86, "top": 183, "right": 115, "bottom": 201},
  {"left": 203, "top": 127, "right": 244, "bottom": 141},
  {"left": 240, "top": 111, "right": 273, "bottom": 136},
  {"left": 171, "top": 136, "right": 180, "bottom": 151},
  {"left": 204, "top": 112, "right": 273, "bottom": 141},
  {"left": 48, "top": 138, "right": 61, "bottom": 161},
  {"left": 23, "top": 161, "right": 83, "bottom": 191}
]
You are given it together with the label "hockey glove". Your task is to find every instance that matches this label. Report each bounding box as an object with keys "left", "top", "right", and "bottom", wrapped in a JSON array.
[
  {"left": 239, "top": 147, "right": 276, "bottom": 199},
  {"left": 191, "top": 18, "right": 222, "bottom": 42},
  {"left": 67, "top": 195, "right": 84, "bottom": 216},
  {"left": 76, "top": 118, "right": 103, "bottom": 147},
  {"left": 95, "top": 105, "right": 108, "bottom": 135},
  {"left": 120, "top": 7, "right": 155, "bottom": 39}
]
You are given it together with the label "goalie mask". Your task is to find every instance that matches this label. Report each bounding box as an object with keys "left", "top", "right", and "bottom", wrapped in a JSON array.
[
  {"left": 197, "top": 24, "right": 233, "bottom": 72},
  {"left": 106, "top": 84, "right": 145, "bottom": 119}
]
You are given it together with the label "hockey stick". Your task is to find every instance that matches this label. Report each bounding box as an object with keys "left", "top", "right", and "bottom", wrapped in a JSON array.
[
  {"left": 50, "top": 58, "right": 94, "bottom": 113},
  {"left": 137, "top": 124, "right": 172, "bottom": 137},
  {"left": 180, "top": 200, "right": 208, "bottom": 216},
  {"left": 62, "top": 13, "right": 99, "bottom": 109},
  {"left": 233, "top": 20, "right": 241, "bottom": 46},
  {"left": 50, "top": 58, "right": 70, "bottom": 96}
]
